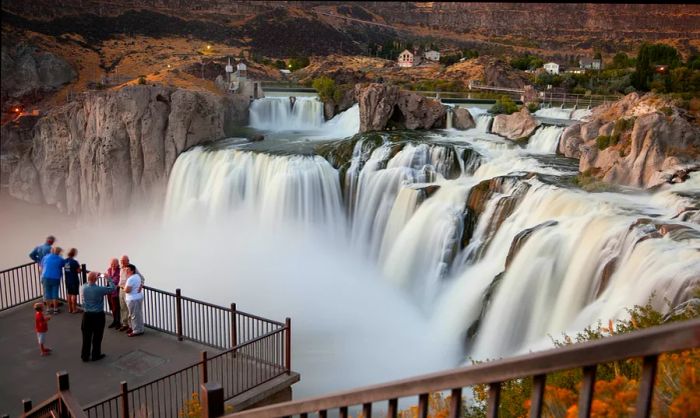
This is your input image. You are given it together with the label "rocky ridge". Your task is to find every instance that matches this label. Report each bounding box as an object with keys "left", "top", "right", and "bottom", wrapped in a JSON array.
[
  {"left": 6, "top": 85, "right": 246, "bottom": 216},
  {"left": 560, "top": 93, "right": 700, "bottom": 189}
]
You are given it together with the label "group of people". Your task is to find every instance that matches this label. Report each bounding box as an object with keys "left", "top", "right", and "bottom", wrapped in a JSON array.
[{"left": 30, "top": 235, "right": 146, "bottom": 361}]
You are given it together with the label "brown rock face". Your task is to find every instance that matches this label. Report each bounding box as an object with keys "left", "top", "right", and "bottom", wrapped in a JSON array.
[
  {"left": 354, "top": 83, "right": 400, "bottom": 133},
  {"left": 569, "top": 93, "right": 700, "bottom": 189},
  {"left": 6, "top": 85, "right": 245, "bottom": 216},
  {"left": 354, "top": 83, "right": 445, "bottom": 132},
  {"left": 491, "top": 108, "right": 539, "bottom": 140},
  {"left": 395, "top": 90, "right": 446, "bottom": 130},
  {"left": 452, "top": 107, "right": 476, "bottom": 130}
]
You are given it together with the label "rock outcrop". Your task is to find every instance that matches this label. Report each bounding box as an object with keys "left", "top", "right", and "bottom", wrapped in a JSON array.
[
  {"left": 1, "top": 43, "right": 76, "bottom": 103},
  {"left": 6, "top": 85, "right": 245, "bottom": 216},
  {"left": 354, "top": 83, "right": 446, "bottom": 133},
  {"left": 452, "top": 107, "right": 476, "bottom": 130},
  {"left": 491, "top": 108, "right": 539, "bottom": 140},
  {"left": 561, "top": 93, "right": 700, "bottom": 189}
]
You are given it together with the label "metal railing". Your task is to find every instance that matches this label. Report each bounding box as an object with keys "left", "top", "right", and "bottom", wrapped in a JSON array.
[
  {"left": 224, "top": 318, "right": 700, "bottom": 418},
  {"left": 0, "top": 262, "right": 42, "bottom": 311},
  {"left": 83, "top": 324, "right": 291, "bottom": 418},
  {"left": 1, "top": 262, "right": 291, "bottom": 417}
]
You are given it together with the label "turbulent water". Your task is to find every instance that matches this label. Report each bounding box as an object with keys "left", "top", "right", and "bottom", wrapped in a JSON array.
[{"left": 162, "top": 99, "right": 700, "bottom": 393}]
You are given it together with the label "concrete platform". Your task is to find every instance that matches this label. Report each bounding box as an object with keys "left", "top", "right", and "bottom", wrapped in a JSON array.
[{"left": 0, "top": 302, "right": 217, "bottom": 417}]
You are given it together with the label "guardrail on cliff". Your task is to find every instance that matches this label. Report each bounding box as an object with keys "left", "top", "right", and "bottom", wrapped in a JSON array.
[
  {"left": 1, "top": 262, "right": 293, "bottom": 417},
  {"left": 221, "top": 318, "right": 700, "bottom": 418}
]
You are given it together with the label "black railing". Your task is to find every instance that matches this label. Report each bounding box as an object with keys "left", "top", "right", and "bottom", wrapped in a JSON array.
[
  {"left": 1, "top": 262, "right": 292, "bottom": 417},
  {"left": 224, "top": 318, "right": 700, "bottom": 418},
  {"left": 83, "top": 324, "right": 291, "bottom": 418},
  {"left": 0, "top": 262, "right": 42, "bottom": 311}
]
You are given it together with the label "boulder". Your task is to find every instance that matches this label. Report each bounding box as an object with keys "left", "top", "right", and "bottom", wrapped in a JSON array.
[
  {"left": 491, "top": 108, "right": 539, "bottom": 140},
  {"left": 452, "top": 107, "right": 476, "bottom": 130},
  {"left": 558, "top": 124, "right": 583, "bottom": 158},
  {"left": 6, "top": 85, "right": 246, "bottom": 216},
  {"left": 395, "top": 90, "right": 446, "bottom": 130},
  {"left": 354, "top": 83, "right": 446, "bottom": 132},
  {"left": 355, "top": 83, "right": 400, "bottom": 133},
  {"left": 1, "top": 43, "right": 76, "bottom": 102}
]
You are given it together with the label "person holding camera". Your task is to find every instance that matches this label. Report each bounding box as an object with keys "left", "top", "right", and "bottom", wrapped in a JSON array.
[{"left": 81, "top": 271, "right": 115, "bottom": 361}]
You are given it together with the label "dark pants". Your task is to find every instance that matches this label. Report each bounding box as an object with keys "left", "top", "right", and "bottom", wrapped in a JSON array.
[
  {"left": 107, "top": 294, "right": 121, "bottom": 326},
  {"left": 81, "top": 311, "right": 105, "bottom": 360}
]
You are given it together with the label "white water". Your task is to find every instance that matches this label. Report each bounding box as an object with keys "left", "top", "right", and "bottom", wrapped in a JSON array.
[
  {"left": 249, "top": 97, "right": 360, "bottom": 138},
  {"left": 535, "top": 107, "right": 593, "bottom": 121},
  {"left": 526, "top": 125, "right": 565, "bottom": 154}
]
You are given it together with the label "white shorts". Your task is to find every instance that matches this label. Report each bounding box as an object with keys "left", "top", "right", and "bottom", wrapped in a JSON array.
[{"left": 37, "top": 332, "right": 46, "bottom": 344}]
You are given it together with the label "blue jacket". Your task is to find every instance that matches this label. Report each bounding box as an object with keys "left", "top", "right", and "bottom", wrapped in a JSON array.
[
  {"left": 29, "top": 243, "right": 52, "bottom": 264},
  {"left": 41, "top": 254, "right": 65, "bottom": 281}
]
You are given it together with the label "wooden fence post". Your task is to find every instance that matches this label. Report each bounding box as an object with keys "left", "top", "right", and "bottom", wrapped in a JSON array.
[
  {"left": 119, "top": 381, "right": 129, "bottom": 418},
  {"left": 176, "top": 288, "right": 183, "bottom": 341},
  {"left": 201, "top": 382, "right": 224, "bottom": 418}
]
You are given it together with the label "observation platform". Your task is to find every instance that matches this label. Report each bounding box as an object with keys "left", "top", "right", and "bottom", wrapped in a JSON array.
[
  {"left": 0, "top": 263, "right": 299, "bottom": 418},
  {"left": 0, "top": 302, "right": 210, "bottom": 416}
]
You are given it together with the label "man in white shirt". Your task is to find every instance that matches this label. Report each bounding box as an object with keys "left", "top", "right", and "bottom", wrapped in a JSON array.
[{"left": 124, "top": 264, "right": 145, "bottom": 337}]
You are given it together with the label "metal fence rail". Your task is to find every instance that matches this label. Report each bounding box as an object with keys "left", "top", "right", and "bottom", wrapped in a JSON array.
[
  {"left": 0, "top": 262, "right": 42, "bottom": 311},
  {"left": 225, "top": 318, "right": 700, "bottom": 418}
]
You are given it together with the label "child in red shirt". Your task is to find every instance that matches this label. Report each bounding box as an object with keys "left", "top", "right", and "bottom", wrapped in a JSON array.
[{"left": 34, "top": 302, "right": 52, "bottom": 356}]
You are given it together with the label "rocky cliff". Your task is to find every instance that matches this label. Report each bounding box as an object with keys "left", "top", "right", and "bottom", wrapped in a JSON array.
[
  {"left": 6, "top": 85, "right": 245, "bottom": 215},
  {"left": 560, "top": 93, "right": 700, "bottom": 189},
  {"left": 354, "top": 83, "right": 446, "bottom": 133}
]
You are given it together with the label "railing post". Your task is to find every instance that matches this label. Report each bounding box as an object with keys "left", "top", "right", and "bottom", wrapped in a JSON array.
[
  {"left": 176, "top": 288, "right": 183, "bottom": 341},
  {"left": 81, "top": 264, "right": 87, "bottom": 284},
  {"left": 201, "top": 382, "right": 224, "bottom": 418},
  {"left": 285, "top": 317, "right": 292, "bottom": 374},
  {"left": 120, "top": 381, "right": 129, "bottom": 418},
  {"left": 201, "top": 351, "right": 209, "bottom": 385},
  {"left": 57, "top": 371, "right": 69, "bottom": 391},
  {"left": 22, "top": 398, "right": 32, "bottom": 413},
  {"left": 230, "top": 303, "right": 237, "bottom": 348}
]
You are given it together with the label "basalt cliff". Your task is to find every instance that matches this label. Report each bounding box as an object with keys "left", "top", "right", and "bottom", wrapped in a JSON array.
[{"left": 4, "top": 85, "right": 247, "bottom": 216}]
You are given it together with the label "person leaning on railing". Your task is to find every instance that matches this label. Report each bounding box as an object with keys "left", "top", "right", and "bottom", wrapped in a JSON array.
[{"left": 81, "top": 271, "right": 115, "bottom": 362}]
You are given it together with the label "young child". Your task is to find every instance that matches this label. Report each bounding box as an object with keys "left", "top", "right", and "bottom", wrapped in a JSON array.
[{"left": 34, "top": 302, "right": 52, "bottom": 356}]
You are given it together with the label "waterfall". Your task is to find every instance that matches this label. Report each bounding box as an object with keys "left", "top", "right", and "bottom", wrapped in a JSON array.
[
  {"left": 446, "top": 108, "right": 454, "bottom": 129},
  {"left": 475, "top": 114, "right": 493, "bottom": 133},
  {"left": 249, "top": 97, "right": 325, "bottom": 131},
  {"left": 320, "top": 104, "right": 360, "bottom": 139},
  {"left": 163, "top": 120, "right": 700, "bottom": 380},
  {"left": 163, "top": 147, "right": 346, "bottom": 237},
  {"left": 526, "top": 126, "right": 564, "bottom": 154},
  {"left": 535, "top": 107, "right": 574, "bottom": 120}
]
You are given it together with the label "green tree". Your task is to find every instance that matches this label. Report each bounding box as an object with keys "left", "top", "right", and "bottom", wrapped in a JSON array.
[
  {"left": 489, "top": 95, "right": 519, "bottom": 115},
  {"left": 288, "top": 56, "right": 310, "bottom": 72},
  {"left": 632, "top": 43, "right": 682, "bottom": 90},
  {"left": 312, "top": 76, "right": 336, "bottom": 103}
]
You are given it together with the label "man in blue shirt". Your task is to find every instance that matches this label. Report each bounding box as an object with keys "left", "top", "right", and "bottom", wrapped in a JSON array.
[
  {"left": 41, "top": 247, "right": 64, "bottom": 314},
  {"left": 29, "top": 235, "right": 55, "bottom": 265},
  {"left": 81, "top": 271, "right": 115, "bottom": 362}
]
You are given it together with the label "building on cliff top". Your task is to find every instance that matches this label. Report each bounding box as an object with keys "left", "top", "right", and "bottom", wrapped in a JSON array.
[
  {"left": 579, "top": 57, "right": 603, "bottom": 71},
  {"left": 225, "top": 58, "right": 263, "bottom": 100},
  {"left": 424, "top": 50, "right": 441, "bottom": 62},
  {"left": 543, "top": 62, "right": 561, "bottom": 75},
  {"left": 398, "top": 49, "right": 421, "bottom": 68}
]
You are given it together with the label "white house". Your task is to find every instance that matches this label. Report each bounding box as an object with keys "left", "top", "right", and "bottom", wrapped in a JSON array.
[
  {"left": 579, "top": 57, "right": 603, "bottom": 70},
  {"left": 398, "top": 49, "right": 421, "bottom": 68},
  {"left": 424, "top": 50, "right": 441, "bottom": 62},
  {"left": 543, "top": 62, "right": 560, "bottom": 75}
]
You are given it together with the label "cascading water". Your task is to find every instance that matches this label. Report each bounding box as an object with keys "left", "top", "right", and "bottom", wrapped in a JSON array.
[
  {"left": 526, "top": 125, "right": 565, "bottom": 154},
  {"left": 161, "top": 105, "right": 700, "bottom": 395},
  {"left": 249, "top": 96, "right": 325, "bottom": 131}
]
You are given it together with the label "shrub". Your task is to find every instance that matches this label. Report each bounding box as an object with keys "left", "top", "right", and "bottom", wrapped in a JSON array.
[
  {"left": 596, "top": 135, "right": 611, "bottom": 150},
  {"left": 526, "top": 102, "right": 540, "bottom": 113},
  {"left": 312, "top": 76, "right": 336, "bottom": 103},
  {"left": 489, "top": 96, "right": 519, "bottom": 115}
]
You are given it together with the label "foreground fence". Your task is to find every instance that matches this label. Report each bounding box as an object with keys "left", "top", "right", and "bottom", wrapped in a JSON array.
[
  {"left": 1, "top": 262, "right": 291, "bottom": 418},
  {"left": 222, "top": 318, "right": 700, "bottom": 418}
]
